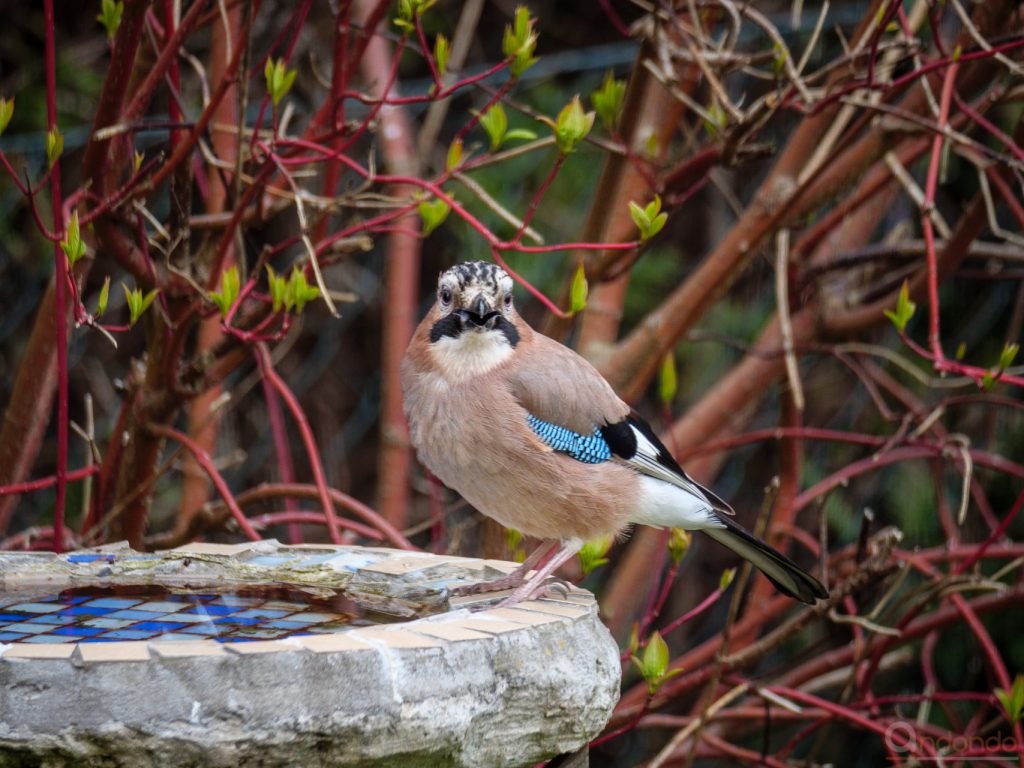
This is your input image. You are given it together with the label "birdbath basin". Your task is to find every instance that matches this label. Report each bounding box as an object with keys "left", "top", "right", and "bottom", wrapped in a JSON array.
[{"left": 0, "top": 540, "right": 620, "bottom": 767}]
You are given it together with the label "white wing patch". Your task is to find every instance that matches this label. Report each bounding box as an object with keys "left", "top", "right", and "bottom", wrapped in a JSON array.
[{"left": 614, "top": 423, "right": 720, "bottom": 510}]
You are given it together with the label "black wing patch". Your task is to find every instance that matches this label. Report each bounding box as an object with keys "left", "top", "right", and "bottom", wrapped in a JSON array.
[{"left": 601, "top": 413, "right": 735, "bottom": 515}]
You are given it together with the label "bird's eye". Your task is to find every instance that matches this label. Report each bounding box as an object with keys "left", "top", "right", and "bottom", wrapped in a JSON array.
[
  {"left": 503, "top": 293, "right": 513, "bottom": 308},
  {"left": 439, "top": 286, "right": 453, "bottom": 306}
]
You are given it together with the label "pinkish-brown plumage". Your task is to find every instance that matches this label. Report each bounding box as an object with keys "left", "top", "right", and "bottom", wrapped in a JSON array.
[
  {"left": 402, "top": 304, "right": 634, "bottom": 542},
  {"left": 401, "top": 261, "right": 827, "bottom": 605}
]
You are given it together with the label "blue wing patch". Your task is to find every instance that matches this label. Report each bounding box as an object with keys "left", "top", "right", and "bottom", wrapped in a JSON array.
[{"left": 526, "top": 414, "right": 611, "bottom": 464}]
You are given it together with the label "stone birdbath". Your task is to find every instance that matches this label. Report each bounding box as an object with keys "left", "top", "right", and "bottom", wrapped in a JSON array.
[{"left": 0, "top": 539, "right": 620, "bottom": 767}]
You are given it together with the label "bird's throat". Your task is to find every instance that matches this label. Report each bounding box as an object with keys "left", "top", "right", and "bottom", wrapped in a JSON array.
[{"left": 428, "top": 327, "right": 514, "bottom": 380}]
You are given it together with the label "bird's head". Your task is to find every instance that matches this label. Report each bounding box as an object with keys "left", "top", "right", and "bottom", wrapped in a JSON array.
[{"left": 426, "top": 261, "right": 521, "bottom": 378}]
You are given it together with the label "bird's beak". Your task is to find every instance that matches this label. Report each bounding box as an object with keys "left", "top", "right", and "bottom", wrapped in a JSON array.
[
  {"left": 455, "top": 295, "right": 500, "bottom": 330},
  {"left": 471, "top": 295, "right": 490, "bottom": 318}
]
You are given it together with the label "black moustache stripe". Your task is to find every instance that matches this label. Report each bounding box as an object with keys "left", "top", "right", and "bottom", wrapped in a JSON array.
[{"left": 428, "top": 313, "right": 520, "bottom": 348}]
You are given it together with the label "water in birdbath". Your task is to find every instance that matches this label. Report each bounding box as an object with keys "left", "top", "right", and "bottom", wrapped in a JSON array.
[{"left": 0, "top": 584, "right": 429, "bottom": 644}]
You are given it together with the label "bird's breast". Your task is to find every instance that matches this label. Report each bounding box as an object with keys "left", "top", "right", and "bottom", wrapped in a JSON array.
[{"left": 402, "top": 366, "right": 640, "bottom": 541}]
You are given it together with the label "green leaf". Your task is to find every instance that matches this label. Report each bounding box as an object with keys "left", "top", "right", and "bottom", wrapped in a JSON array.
[
  {"left": 265, "top": 58, "right": 297, "bottom": 107},
  {"left": 982, "top": 370, "right": 995, "bottom": 391},
  {"left": 446, "top": 138, "right": 463, "bottom": 171},
  {"left": 998, "top": 342, "right": 1019, "bottom": 372},
  {"left": 569, "top": 263, "right": 588, "bottom": 314},
  {"left": 266, "top": 265, "right": 288, "bottom": 313},
  {"left": 502, "top": 6, "right": 539, "bottom": 77},
  {"left": 96, "top": 0, "right": 124, "bottom": 40},
  {"left": 553, "top": 96, "right": 595, "bottom": 154},
  {"left": 479, "top": 103, "right": 508, "bottom": 151},
  {"left": 883, "top": 280, "right": 916, "bottom": 333},
  {"left": 503, "top": 128, "right": 538, "bottom": 143},
  {"left": 771, "top": 42, "right": 787, "bottom": 76},
  {"left": 703, "top": 100, "right": 727, "bottom": 138},
  {"left": 434, "top": 34, "right": 449, "bottom": 77},
  {"left": 995, "top": 673, "right": 1024, "bottom": 723},
  {"left": 578, "top": 535, "right": 612, "bottom": 576},
  {"left": 658, "top": 352, "right": 677, "bottom": 406},
  {"left": 629, "top": 200, "right": 651, "bottom": 232},
  {"left": 505, "top": 527, "right": 524, "bottom": 558},
  {"left": 630, "top": 196, "right": 666, "bottom": 241},
  {"left": 286, "top": 267, "right": 319, "bottom": 313},
  {"left": 591, "top": 71, "right": 625, "bottom": 131},
  {"left": 956, "top": 341, "right": 967, "bottom": 361},
  {"left": 45, "top": 127, "right": 63, "bottom": 169},
  {"left": 60, "top": 210, "right": 87, "bottom": 268},
  {"left": 667, "top": 528, "right": 690, "bottom": 566},
  {"left": 96, "top": 276, "right": 111, "bottom": 316},
  {"left": 210, "top": 266, "right": 240, "bottom": 318},
  {"left": 417, "top": 197, "right": 451, "bottom": 236},
  {"left": 632, "top": 631, "right": 681, "bottom": 695},
  {"left": 123, "top": 284, "right": 158, "bottom": 327},
  {"left": 719, "top": 567, "right": 736, "bottom": 591},
  {"left": 0, "top": 97, "right": 13, "bottom": 137},
  {"left": 133, "top": 150, "right": 143, "bottom": 173}
]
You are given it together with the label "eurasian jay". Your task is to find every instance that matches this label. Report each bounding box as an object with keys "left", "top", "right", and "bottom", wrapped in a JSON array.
[{"left": 401, "top": 261, "right": 828, "bottom": 606}]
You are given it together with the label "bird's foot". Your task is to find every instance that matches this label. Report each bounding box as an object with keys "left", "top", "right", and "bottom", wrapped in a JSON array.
[
  {"left": 493, "top": 577, "right": 575, "bottom": 608},
  {"left": 449, "top": 572, "right": 526, "bottom": 597}
]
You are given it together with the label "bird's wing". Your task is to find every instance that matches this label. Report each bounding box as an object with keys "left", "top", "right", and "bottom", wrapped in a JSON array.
[
  {"left": 507, "top": 332, "right": 734, "bottom": 515},
  {"left": 599, "top": 414, "right": 734, "bottom": 515},
  {"left": 506, "top": 331, "right": 630, "bottom": 435}
]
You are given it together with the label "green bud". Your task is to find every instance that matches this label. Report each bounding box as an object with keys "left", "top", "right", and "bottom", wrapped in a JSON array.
[{"left": 45, "top": 127, "right": 63, "bottom": 169}]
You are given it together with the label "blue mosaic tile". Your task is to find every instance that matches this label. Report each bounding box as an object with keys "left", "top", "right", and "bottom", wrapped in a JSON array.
[
  {"left": 0, "top": 586, "right": 366, "bottom": 645},
  {"left": 134, "top": 601, "right": 189, "bottom": 613},
  {"left": 162, "top": 613, "right": 215, "bottom": 624},
  {"left": 233, "top": 609, "right": 290, "bottom": 620},
  {"left": 215, "top": 636, "right": 259, "bottom": 643},
  {"left": 62, "top": 596, "right": 94, "bottom": 605},
  {"left": 84, "top": 598, "right": 144, "bottom": 609},
  {"left": 178, "top": 604, "right": 236, "bottom": 617},
  {"left": 78, "top": 637, "right": 125, "bottom": 643},
  {"left": 67, "top": 554, "right": 115, "bottom": 564},
  {"left": 51, "top": 626, "right": 105, "bottom": 637},
  {"left": 276, "top": 612, "right": 341, "bottom": 624},
  {"left": 104, "top": 609, "right": 167, "bottom": 621},
  {"left": 263, "top": 620, "right": 311, "bottom": 630},
  {"left": 0, "top": 622, "right": 56, "bottom": 635},
  {"left": 179, "top": 624, "right": 222, "bottom": 636},
  {"left": 82, "top": 618, "right": 134, "bottom": 630},
  {"left": 131, "top": 621, "right": 188, "bottom": 632},
  {"left": 103, "top": 629, "right": 158, "bottom": 640},
  {"left": 212, "top": 616, "right": 261, "bottom": 626},
  {"left": 153, "top": 632, "right": 206, "bottom": 642},
  {"left": 57, "top": 606, "right": 116, "bottom": 617},
  {"left": 7, "top": 603, "right": 61, "bottom": 614}
]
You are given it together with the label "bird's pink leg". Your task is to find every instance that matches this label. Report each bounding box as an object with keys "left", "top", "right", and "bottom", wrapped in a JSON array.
[
  {"left": 497, "top": 539, "right": 583, "bottom": 607},
  {"left": 449, "top": 540, "right": 560, "bottom": 596}
]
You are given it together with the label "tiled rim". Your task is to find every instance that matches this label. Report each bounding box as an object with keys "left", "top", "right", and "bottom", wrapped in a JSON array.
[{"left": 0, "top": 540, "right": 597, "bottom": 663}]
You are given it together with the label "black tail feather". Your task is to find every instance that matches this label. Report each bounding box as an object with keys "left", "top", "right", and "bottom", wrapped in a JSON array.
[{"left": 704, "top": 517, "right": 828, "bottom": 604}]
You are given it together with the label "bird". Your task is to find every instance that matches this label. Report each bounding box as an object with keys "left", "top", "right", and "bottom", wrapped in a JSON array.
[{"left": 401, "top": 260, "right": 828, "bottom": 606}]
